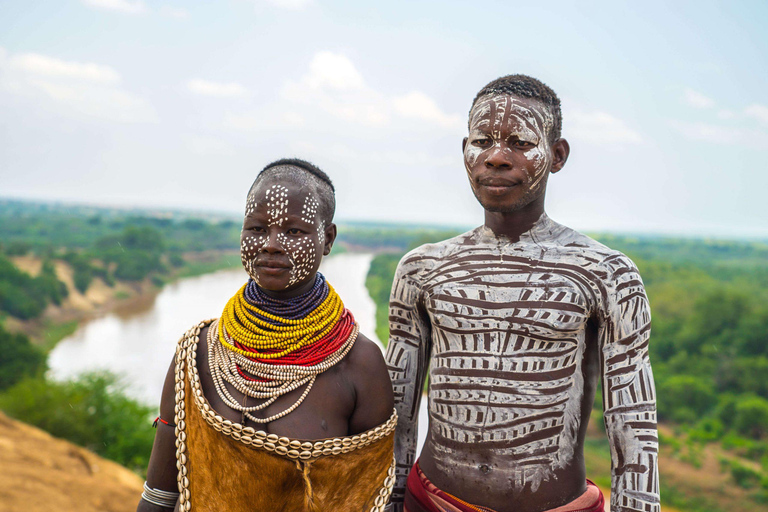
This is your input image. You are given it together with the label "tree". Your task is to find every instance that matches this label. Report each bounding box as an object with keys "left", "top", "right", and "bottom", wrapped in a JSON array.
[
  {"left": 657, "top": 375, "right": 717, "bottom": 423},
  {"left": 0, "top": 325, "right": 46, "bottom": 390},
  {"left": 734, "top": 395, "right": 768, "bottom": 439}
]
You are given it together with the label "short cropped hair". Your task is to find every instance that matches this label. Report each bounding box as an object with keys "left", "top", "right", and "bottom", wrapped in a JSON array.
[
  {"left": 251, "top": 158, "right": 336, "bottom": 223},
  {"left": 469, "top": 74, "right": 562, "bottom": 141}
]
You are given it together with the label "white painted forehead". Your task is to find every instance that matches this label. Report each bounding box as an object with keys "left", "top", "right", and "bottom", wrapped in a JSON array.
[{"left": 469, "top": 95, "right": 554, "bottom": 135}]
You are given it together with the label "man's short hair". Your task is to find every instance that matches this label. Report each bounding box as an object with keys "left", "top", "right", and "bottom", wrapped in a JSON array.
[
  {"left": 251, "top": 158, "right": 336, "bottom": 223},
  {"left": 469, "top": 74, "right": 562, "bottom": 142}
]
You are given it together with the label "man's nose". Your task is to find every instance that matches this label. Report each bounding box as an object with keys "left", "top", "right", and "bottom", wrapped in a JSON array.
[
  {"left": 261, "top": 230, "right": 284, "bottom": 253},
  {"left": 484, "top": 145, "right": 512, "bottom": 169}
]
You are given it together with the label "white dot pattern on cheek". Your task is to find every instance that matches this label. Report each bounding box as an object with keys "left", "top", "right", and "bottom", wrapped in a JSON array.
[
  {"left": 241, "top": 235, "right": 268, "bottom": 285},
  {"left": 284, "top": 233, "right": 318, "bottom": 286}
]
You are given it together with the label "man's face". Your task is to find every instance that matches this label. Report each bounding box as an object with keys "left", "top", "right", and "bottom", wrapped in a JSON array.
[
  {"left": 240, "top": 176, "right": 328, "bottom": 292},
  {"left": 463, "top": 94, "right": 555, "bottom": 213}
]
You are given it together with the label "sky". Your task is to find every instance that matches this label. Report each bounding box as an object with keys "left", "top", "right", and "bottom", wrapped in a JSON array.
[{"left": 0, "top": 0, "right": 767, "bottom": 237}]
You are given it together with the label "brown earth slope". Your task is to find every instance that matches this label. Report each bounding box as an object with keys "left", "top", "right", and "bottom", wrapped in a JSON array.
[{"left": 0, "top": 411, "right": 143, "bottom": 512}]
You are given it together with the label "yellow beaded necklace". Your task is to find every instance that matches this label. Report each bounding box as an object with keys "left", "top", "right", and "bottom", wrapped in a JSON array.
[{"left": 218, "top": 282, "right": 345, "bottom": 360}]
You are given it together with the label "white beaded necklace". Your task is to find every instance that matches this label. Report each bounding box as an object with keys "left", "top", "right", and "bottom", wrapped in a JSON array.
[{"left": 207, "top": 318, "right": 358, "bottom": 424}]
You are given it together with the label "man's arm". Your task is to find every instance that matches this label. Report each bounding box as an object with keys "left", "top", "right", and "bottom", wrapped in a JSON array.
[
  {"left": 599, "top": 255, "right": 660, "bottom": 512},
  {"left": 136, "top": 357, "right": 179, "bottom": 512},
  {"left": 384, "top": 257, "right": 432, "bottom": 511}
]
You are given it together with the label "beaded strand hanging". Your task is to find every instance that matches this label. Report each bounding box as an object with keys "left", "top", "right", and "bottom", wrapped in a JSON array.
[{"left": 209, "top": 274, "right": 358, "bottom": 423}]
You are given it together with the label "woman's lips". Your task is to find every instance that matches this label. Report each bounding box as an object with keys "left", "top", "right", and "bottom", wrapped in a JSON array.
[{"left": 255, "top": 261, "right": 291, "bottom": 275}]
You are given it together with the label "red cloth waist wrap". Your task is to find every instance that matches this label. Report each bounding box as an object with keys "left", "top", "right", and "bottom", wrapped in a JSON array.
[{"left": 404, "top": 460, "right": 605, "bottom": 512}]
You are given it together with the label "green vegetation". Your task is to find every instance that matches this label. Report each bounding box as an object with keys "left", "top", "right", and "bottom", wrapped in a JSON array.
[
  {"left": 0, "top": 323, "right": 46, "bottom": 391},
  {"left": 0, "top": 253, "right": 68, "bottom": 319},
  {"left": 0, "top": 200, "right": 244, "bottom": 323},
  {"left": 365, "top": 253, "right": 401, "bottom": 343},
  {"left": 337, "top": 221, "right": 462, "bottom": 252},
  {"left": 39, "top": 319, "right": 79, "bottom": 353},
  {"left": 0, "top": 371, "right": 155, "bottom": 474},
  {"left": 172, "top": 252, "right": 243, "bottom": 279},
  {"left": 0, "top": 199, "right": 241, "bottom": 254}
]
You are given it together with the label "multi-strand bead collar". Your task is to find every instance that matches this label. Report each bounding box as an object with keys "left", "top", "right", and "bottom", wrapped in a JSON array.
[{"left": 210, "top": 274, "right": 358, "bottom": 423}]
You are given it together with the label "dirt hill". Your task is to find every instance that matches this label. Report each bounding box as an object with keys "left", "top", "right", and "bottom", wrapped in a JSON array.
[{"left": 0, "top": 411, "right": 143, "bottom": 512}]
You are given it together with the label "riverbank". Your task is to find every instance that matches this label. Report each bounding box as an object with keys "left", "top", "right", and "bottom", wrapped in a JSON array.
[{"left": 3, "top": 250, "right": 240, "bottom": 352}]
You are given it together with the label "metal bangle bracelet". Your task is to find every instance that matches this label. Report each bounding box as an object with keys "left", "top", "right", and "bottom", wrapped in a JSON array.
[{"left": 142, "top": 481, "right": 179, "bottom": 508}]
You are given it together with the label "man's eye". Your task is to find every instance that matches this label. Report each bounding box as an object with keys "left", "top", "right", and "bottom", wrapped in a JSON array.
[
  {"left": 473, "top": 138, "right": 492, "bottom": 147},
  {"left": 249, "top": 226, "right": 266, "bottom": 233},
  {"left": 287, "top": 228, "right": 304, "bottom": 235},
  {"left": 511, "top": 139, "right": 536, "bottom": 148}
]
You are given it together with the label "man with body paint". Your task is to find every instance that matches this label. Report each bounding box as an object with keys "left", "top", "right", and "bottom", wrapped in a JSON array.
[
  {"left": 385, "top": 75, "right": 659, "bottom": 512},
  {"left": 138, "top": 159, "right": 396, "bottom": 512}
]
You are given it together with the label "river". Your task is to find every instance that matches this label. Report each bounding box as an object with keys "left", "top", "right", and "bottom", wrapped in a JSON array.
[
  {"left": 48, "top": 252, "right": 429, "bottom": 451},
  {"left": 49, "top": 253, "right": 381, "bottom": 405}
]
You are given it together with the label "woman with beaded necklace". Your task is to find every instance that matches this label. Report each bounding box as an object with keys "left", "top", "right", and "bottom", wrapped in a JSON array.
[{"left": 138, "top": 159, "right": 396, "bottom": 512}]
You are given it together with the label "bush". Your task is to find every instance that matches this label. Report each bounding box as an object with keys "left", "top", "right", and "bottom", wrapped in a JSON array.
[
  {"left": 657, "top": 375, "right": 717, "bottom": 422},
  {"left": 0, "top": 372, "right": 156, "bottom": 472},
  {"left": 0, "top": 255, "right": 68, "bottom": 319},
  {"left": 0, "top": 325, "right": 46, "bottom": 390},
  {"left": 689, "top": 417, "right": 725, "bottom": 443},
  {"left": 734, "top": 395, "right": 768, "bottom": 439},
  {"left": 4, "top": 241, "right": 31, "bottom": 256},
  {"left": 729, "top": 460, "right": 762, "bottom": 489}
]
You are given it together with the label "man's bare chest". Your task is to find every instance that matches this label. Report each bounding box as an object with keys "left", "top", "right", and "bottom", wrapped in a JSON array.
[{"left": 423, "top": 259, "right": 598, "bottom": 358}]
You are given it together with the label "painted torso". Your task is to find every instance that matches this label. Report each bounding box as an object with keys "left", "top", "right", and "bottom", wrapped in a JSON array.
[{"left": 386, "top": 215, "right": 659, "bottom": 512}]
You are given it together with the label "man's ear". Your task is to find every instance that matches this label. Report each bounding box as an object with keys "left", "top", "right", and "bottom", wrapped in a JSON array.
[
  {"left": 550, "top": 138, "right": 570, "bottom": 175},
  {"left": 462, "top": 137, "right": 468, "bottom": 153},
  {"left": 323, "top": 223, "right": 337, "bottom": 256}
]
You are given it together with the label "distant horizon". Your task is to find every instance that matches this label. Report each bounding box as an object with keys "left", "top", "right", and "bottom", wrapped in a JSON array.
[
  {"left": 3, "top": 194, "right": 766, "bottom": 242},
  {"left": 2, "top": 2, "right": 766, "bottom": 245}
]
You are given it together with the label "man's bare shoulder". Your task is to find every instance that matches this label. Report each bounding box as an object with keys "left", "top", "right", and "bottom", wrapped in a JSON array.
[{"left": 540, "top": 218, "right": 640, "bottom": 274}]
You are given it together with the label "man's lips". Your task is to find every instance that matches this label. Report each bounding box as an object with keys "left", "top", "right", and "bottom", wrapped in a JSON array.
[{"left": 477, "top": 177, "right": 521, "bottom": 194}]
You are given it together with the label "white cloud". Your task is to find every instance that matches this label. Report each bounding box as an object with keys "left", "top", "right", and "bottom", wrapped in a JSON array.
[
  {"left": 281, "top": 52, "right": 388, "bottom": 126},
  {"left": 160, "top": 6, "right": 189, "bottom": 18},
  {"left": 717, "top": 109, "right": 736, "bottom": 120},
  {"left": 182, "top": 135, "right": 235, "bottom": 156},
  {"left": 567, "top": 109, "right": 643, "bottom": 144},
  {"left": 671, "top": 121, "right": 768, "bottom": 150},
  {"left": 27, "top": 79, "right": 157, "bottom": 122},
  {"left": 744, "top": 104, "right": 768, "bottom": 124},
  {"left": 392, "top": 91, "right": 462, "bottom": 129},
  {"left": 0, "top": 49, "right": 156, "bottom": 123},
  {"left": 683, "top": 88, "right": 715, "bottom": 109},
  {"left": 281, "top": 51, "right": 460, "bottom": 130},
  {"left": 262, "top": 0, "right": 313, "bottom": 10},
  {"left": 8, "top": 53, "right": 121, "bottom": 85},
  {"left": 81, "top": 0, "right": 147, "bottom": 14},
  {"left": 304, "top": 52, "right": 364, "bottom": 91},
  {"left": 225, "top": 110, "right": 306, "bottom": 131},
  {"left": 187, "top": 79, "right": 248, "bottom": 98}
]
